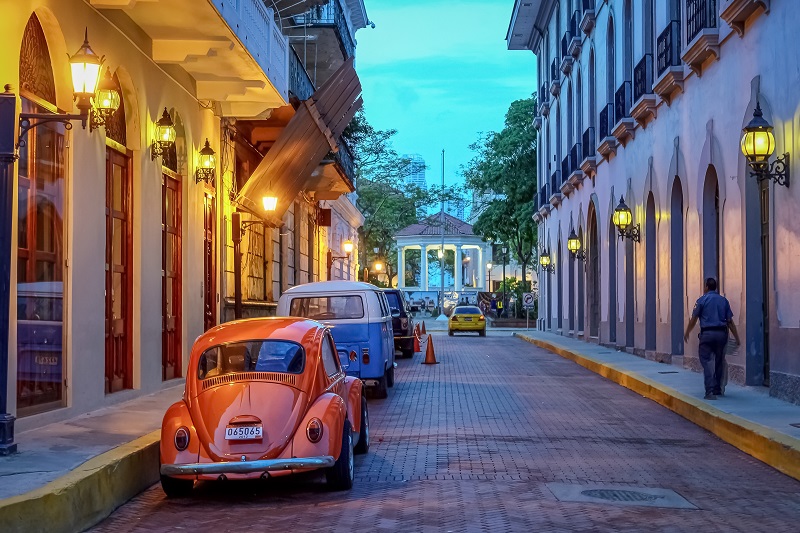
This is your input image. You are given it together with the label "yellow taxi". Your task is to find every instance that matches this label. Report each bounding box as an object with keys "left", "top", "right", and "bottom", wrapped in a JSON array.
[{"left": 448, "top": 305, "right": 486, "bottom": 337}]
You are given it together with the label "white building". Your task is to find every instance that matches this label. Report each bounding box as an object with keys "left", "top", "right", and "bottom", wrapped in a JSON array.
[
  {"left": 403, "top": 153, "right": 427, "bottom": 190},
  {"left": 508, "top": 0, "right": 800, "bottom": 404}
]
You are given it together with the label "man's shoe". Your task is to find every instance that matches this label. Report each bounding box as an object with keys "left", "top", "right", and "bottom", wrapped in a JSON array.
[{"left": 704, "top": 393, "right": 718, "bottom": 400}]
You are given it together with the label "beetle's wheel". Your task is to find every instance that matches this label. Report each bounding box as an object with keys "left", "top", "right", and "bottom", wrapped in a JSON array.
[
  {"left": 354, "top": 394, "right": 369, "bottom": 455},
  {"left": 326, "top": 419, "right": 354, "bottom": 490}
]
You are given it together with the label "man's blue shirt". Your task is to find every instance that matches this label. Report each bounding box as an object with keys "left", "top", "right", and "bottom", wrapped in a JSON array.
[{"left": 691, "top": 290, "right": 733, "bottom": 328}]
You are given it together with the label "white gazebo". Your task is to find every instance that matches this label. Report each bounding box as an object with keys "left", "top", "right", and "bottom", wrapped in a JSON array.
[{"left": 394, "top": 213, "right": 491, "bottom": 292}]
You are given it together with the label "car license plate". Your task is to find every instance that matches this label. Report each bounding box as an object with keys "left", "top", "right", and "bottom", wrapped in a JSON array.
[
  {"left": 225, "top": 425, "right": 263, "bottom": 440},
  {"left": 463, "top": 317, "right": 472, "bottom": 321}
]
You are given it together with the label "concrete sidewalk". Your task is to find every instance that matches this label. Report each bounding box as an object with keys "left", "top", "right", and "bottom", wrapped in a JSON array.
[
  {"left": 515, "top": 330, "right": 800, "bottom": 482},
  {"left": 0, "top": 386, "right": 182, "bottom": 533}
]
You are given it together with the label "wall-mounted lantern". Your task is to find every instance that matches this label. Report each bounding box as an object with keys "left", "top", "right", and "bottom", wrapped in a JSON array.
[
  {"left": 539, "top": 248, "right": 555, "bottom": 273},
  {"left": 262, "top": 194, "right": 278, "bottom": 212},
  {"left": 741, "top": 102, "right": 789, "bottom": 187},
  {"left": 567, "top": 228, "right": 587, "bottom": 261},
  {"left": 151, "top": 107, "right": 176, "bottom": 160},
  {"left": 90, "top": 68, "right": 120, "bottom": 131},
  {"left": 195, "top": 139, "right": 216, "bottom": 184},
  {"left": 612, "top": 196, "right": 640, "bottom": 242}
]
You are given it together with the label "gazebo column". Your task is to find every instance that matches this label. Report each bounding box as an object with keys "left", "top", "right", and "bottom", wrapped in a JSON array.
[
  {"left": 421, "top": 245, "right": 428, "bottom": 291},
  {"left": 455, "top": 246, "right": 463, "bottom": 293},
  {"left": 397, "top": 247, "right": 405, "bottom": 288}
]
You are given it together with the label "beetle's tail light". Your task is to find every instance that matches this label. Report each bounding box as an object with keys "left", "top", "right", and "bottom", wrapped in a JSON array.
[
  {"left": 306, "top": 418, "right": 323, "bottom": 443},
  {"left": 174, "top": 426, "right": 190, "bottom": 451},
  {"left": 362, "top": 348, "right": 370, "bottom": 364}
]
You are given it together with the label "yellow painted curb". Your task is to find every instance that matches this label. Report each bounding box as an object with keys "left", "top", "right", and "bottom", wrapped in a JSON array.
[
  {"left": 0, "top": 430, "right": 161, "bottom": 533},
  {"left": 515, "top": 333, "right": 800, "bottom": 482}
]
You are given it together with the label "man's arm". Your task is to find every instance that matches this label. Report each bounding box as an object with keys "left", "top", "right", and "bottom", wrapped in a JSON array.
[
  {"left": 684, "top": 316, "right": 698, "bottom": 343},
  {"left": 728, "top": 319, "right": 741, "bottom": 345}
]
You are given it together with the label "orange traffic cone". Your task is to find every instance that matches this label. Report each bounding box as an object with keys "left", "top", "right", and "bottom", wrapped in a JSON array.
[
  {"left": 421, "top": 321, "right": 427, "bottom": 335},
  {"left": 422, "top": 335, "right": 439, "bottom": 365},
  {"left": 413, "top": 327, "right": 421, "bottom": 353}
]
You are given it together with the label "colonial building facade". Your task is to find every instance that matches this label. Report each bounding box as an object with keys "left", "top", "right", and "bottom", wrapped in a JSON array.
[
  {"left": 508, "top": 0, "right": 800, "bottom": 403},
  {"left": 1, "top": 0, "right": 367, "bottom": 439}
]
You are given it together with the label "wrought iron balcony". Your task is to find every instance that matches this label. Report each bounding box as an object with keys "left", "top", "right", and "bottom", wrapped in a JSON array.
[
  {"left": 561, "top": 33, "right": 570, "bottom": 59},
  {"left": 561, "top": 155, "right": 570, "bottom": 181},
  {"left": 599, "top": 104, "right": 613, "bottom": 141},
  {"left": 539, "top": 184, "right": 549, "bottom": 210},
  {"left": 613, "top": 81, "right": 635, "bottom": 143},
  {"left": 633, "top": 54, "right": 654, "bottom": 103},
  {"left": 687, "top": 0, "right": 718, "bottom": 43},
  {"left": 289, "top": 46, "right": 315, "bottom": 101},
  {"left": 560, "top": 34, "right": 574, "bottom": 73},
  {"left": 570, "top": 143, "right": 582, "bottom": 175},
  {"left": 654, "top": 20, "right": 685, "bottom": 103},
  {"left": 682, "top": 0, "right": 720, "bottom": 76},
  {"left": 331, "top": 136, "right": 356, "bottom": 186},
  {"left": 582, "top": 127, "right": 595, "bottom": 160},
  {"left": 580, "top": 0, "right": 596, "bottom": 35},
  {"left": 539, "top": 82, "right": 551, "bottom": 116},
  {"left": 657, "top": 20, "right": 681, "bottom": 76},
  {"left": 568, "top": 11, "right": 582, "bottom": 57},
  {"left": 549, "top": 170, "right": 563, "bottom": 207},
  {"left": 550, "top": 58, "right": 560, "bottom": 82},
  {"left": 291, "top": 0, "right": 355, "bottom": 60}
]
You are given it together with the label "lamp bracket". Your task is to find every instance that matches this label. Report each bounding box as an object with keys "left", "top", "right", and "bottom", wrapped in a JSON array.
[
  {"left": 17, "top": 111, "right": 87, "bottom": 150},
  {"left": 617, "top": 224, "right": 641, "bottom": 243},
  {"left": 752, "top": 152, "right": 790, "bottom": 188},
  {"left": 89, "top": 107, "right": 114, "bottom": 132},
  {"left": 571, "top": 250, "right": 587, "bottom": 262},
  {"left": 195, "top": 169, "right": 216, "bottom": 185},
  {"left": 541, "top": 264, "right": 555, "bottom": 274}
]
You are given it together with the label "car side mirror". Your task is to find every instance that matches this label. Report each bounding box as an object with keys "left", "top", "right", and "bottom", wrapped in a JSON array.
[{"left": 391, "top": 309, "right": 401, "bottom": 318}]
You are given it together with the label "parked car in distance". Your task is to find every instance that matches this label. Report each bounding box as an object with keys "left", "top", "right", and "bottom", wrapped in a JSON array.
[
  {"left": 278, "top": 281, "right": 396, "bottom": 398},
  {"left": 382, "top": 289, "right": 415, "bottom": 358},
  {"left": 448, "top": 305, "right": 486, "bottom": 336},
  {"left": 159, "top": 317, "right": 369, "bottom": 497}
]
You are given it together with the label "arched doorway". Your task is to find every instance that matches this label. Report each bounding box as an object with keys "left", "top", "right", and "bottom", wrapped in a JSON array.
[
  {"left": 588, "top": 206, "right": 600, "bottom": 337},
  {"left": 645, "top": 193, "right": 656, "bottom": 351},
  {"left": 608, "top": 219, "right": 617, "bottom": 343},
  {"left": 671, "top": 179, "right": 684, "bottom": 355},
  {"left": 702, "top": 166, "right": 720, "bottom": 282}
]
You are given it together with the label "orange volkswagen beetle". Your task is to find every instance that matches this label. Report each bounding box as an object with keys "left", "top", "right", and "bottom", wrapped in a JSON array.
[{"left": 159, "top": 317, "right": 369, "bottom": 497}]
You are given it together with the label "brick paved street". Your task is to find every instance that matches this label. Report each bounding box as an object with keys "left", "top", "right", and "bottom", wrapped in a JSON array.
[{"left": 91, "top": 334, "right": 800, "bottom": 532}]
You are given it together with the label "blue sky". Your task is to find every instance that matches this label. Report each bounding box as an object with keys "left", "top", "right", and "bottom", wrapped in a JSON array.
[{"left": 355, "top": 0, "right": 537, "bottom": 190}]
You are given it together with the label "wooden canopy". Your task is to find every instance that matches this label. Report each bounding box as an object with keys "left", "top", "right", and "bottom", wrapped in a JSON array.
[{"left": 235, "top": 58, "right": 362, "bottom": 224}]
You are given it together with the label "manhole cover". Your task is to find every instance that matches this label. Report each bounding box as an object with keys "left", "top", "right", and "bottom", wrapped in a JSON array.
[{"left": 581, "top": 489, "right": 662, "bottom": 502}]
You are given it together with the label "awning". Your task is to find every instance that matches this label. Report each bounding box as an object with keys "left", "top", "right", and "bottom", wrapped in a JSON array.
[{"left": 234, "top": 58, "right": 362, "bottom": 224}]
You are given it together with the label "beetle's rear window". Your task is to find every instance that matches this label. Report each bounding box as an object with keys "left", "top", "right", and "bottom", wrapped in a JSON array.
[
  {"left": 197, "top": 341, "right": 305, "bottom": 380},
  {"left": 289, "top": 296, "right": 365, "bottom": 320}
]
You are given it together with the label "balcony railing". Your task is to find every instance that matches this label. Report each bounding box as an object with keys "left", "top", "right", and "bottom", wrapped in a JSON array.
[
  {"left": 614, "top": 82, "right": 632, "bottom": 123},
  {"left": 539, "top": 184, "right": 549, "bottom": 209},
  {"left": 657, "top": 20, "right": 682, "bottom": 76},
  {"left": 570, "top": 143, "right": 582, "bottom": 173},
  {"left": 561, "top": 33, "right": 570, "bottom": 58},
  {"left": 561, "top": 155, "right": 570, "bottom": 181},
  {"left": 599, "top": 103, "right": 614, "bottom": 140},
  {"left": 330, "top": 137, "right": 356, "bottom": 185},
  {"left": 551, "top": 58, "right": 560, "bottom": 81},
  {"left": 633, "top": 54, "right": 654, "bottom": 102},
  {"left": 550, "top": 171, "right": 561, "bottom": 196},
  {"left": 540, "top": 82, "right": 548, "bottom": 102},
  {"left": 292, "top": 0, "right": 355, "bottom": 59},
  {"left": 582, "top": 0, "right": 594, "bottom": 10},
  {"left": 289, "top": 46, "right": 315, "bottom": 101},
  {"left": 571, "top": 10, "right": 581, "bottom": 35},
  {"left": 582, "top": 127, "right": 595, "bottom": 159},
  {"left": 686, "top": 0, "right": 718, "bottom": 43}
]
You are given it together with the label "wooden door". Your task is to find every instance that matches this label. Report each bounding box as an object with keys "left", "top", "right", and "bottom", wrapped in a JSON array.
[
  {"left": 105, "top": 148, "right": 132, "bottom": 394},
  {"left": 203, "top": 193, "right": 216, "bottom": 331},
  {"left": 162, "top": 172, "right": 182, "bottom": 380}
]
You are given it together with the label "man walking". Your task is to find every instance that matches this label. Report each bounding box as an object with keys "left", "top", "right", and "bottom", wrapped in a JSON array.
[{"left": 684, "top": 278, "right": 741, "bottom": 400}]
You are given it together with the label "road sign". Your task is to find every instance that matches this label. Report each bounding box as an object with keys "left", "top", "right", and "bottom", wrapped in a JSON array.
[{"left": 522, "top": 292, "right": 535, "bottom": 308}]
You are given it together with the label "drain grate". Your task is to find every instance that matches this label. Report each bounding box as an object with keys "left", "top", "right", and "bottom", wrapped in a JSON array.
[{"left": 581, "top": 489, "right": 662, "bottom": 502}]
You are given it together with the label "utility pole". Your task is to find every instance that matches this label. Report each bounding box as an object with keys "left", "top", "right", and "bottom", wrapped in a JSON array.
[{"left": 440, "top": 149, "right": 445, "bottom": 314}]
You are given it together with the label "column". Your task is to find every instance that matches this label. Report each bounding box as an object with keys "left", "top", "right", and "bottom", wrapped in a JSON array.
[
  {"left": 421, "top": 246, "right": 428, "bottom": 291},
  {"left": 455, "top": 245, "right": 462, "bottom": 293},
  {"left": 397, "top": 247, "right": 405, "bottom": 288}
]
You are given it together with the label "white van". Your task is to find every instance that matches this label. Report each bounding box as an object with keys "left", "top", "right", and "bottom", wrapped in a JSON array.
[{"left": 277, "top": 281, "right": 397, "bottom": 398}]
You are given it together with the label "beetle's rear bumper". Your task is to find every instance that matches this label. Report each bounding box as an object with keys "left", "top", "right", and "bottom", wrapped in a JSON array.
[{"left": 161, "top": 456, "right": 335, "bottom": 476}]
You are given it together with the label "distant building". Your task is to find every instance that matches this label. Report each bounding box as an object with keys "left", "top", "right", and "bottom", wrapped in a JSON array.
[
  {"left": 403, "top": 154, "right": 427, "bottom": 190},
  {"left": 445, "top": 200, "right": 465, "bottom": 221}
]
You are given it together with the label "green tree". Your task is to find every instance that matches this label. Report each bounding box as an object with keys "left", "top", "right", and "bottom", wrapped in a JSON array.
[{"left": 463, "top": 97, "right": 538, "bottom": 290}]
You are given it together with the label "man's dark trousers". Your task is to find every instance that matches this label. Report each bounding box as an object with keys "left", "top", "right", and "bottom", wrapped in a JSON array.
[{"left": 698, "top": 329, "right": 728, "bottom": 395}]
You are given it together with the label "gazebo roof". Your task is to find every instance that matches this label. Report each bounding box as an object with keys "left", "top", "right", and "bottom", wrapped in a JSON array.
[{"left": 395, "top": 212, "right": 474, "bottom": 237}]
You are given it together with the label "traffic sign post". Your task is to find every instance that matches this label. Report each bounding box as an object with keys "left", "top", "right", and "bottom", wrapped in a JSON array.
[{"left": 522, "top": 292, "right": 535, "bottom": 330}]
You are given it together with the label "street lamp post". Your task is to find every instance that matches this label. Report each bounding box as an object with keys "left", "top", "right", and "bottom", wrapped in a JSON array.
[{"left": 486, "top": 262, "right": 492, "bottom": 291}]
